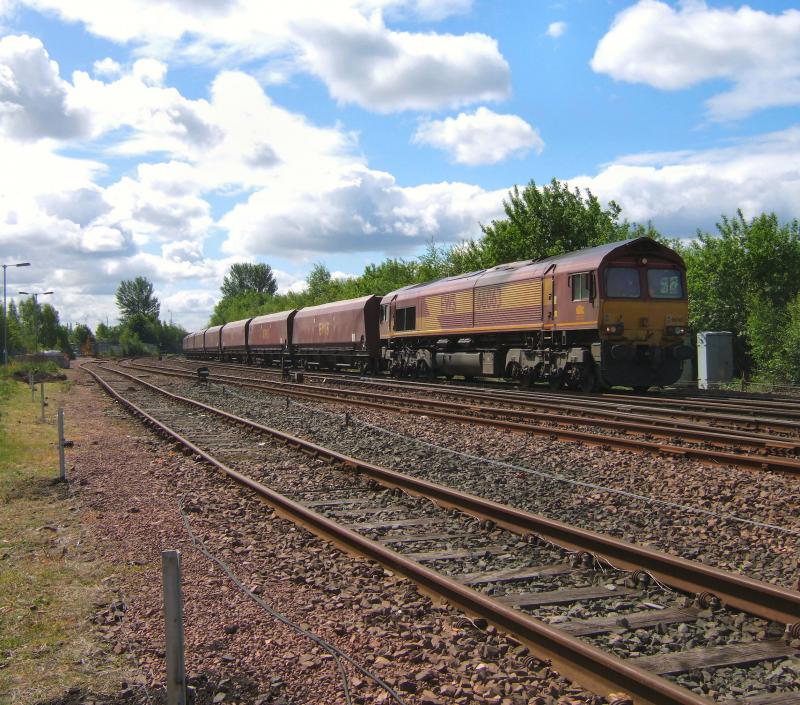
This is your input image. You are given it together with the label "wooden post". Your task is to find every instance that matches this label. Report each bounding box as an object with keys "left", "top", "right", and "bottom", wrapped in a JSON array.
[
  {"left": 57, "top": 408, "right": 66, "bottom": 481},
  {"left": 162, "top": 550, "right": 186, "bottom": 705},
  {"left": 40, "top": 383, "right": 45, "bottom": 422},
  {"left": 30, "top": 370, "right": 34, "bottom": 401}
]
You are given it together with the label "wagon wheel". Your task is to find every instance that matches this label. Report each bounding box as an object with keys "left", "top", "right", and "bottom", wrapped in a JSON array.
[
  {"left": 632, "top": 385, "right": 649, "bottom": 394},
  {"left": 548, "top": 372, "right": 563, "bottom": 391}
]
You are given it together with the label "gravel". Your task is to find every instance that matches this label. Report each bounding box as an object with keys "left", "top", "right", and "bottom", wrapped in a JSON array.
[
  {"left": 89, "top": 364, "right": 800, "bottom": 703},
  {"left": 143, "top": 373, "right": 799, "bottom": 591},
  {"left": 65, "top": 362, "right": 608, "bottom": 705}
]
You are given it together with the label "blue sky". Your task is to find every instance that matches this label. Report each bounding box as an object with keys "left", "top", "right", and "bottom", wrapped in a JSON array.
[{"left": 0, "top": 0, "right": 799, "bottom": 329}]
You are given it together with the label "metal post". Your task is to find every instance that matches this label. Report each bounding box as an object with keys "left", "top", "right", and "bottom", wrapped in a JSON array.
[
  {"left": 40, "top": 382, "right": 45, "bottom": 422},
  {"left": 57, "top": 408, "right": 66, "bottom": 480},
  {"left": 162, "top": 550, "right": 186, "bottom": 705},
  {"left": 29, "top": 370, "right": 34, "bottom": 401}
]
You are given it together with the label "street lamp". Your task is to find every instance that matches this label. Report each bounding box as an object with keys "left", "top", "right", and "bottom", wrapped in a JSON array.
[
  {"left": 2, "top": 261, "right": 30, "bottom": 365},
  {"left": 18, "top": 289, "right": 53, "bottom": 353}
]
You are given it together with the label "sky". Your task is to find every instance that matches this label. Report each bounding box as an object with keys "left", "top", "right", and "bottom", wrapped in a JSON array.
[{"left": 0, "top": 0, "right": 799, "bottom": 331}]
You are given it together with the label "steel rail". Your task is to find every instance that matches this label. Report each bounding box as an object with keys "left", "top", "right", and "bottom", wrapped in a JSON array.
[
  {"left": 169, "top": 359, "right": 800, "bottom": 433},
  {"left": 180, "top": 357, "right": 800, "bottom": 419},
  {"left": 125, "top": 361, "right": 800, "bottom": 474},
  {"left": 85, "top": 363, "right": 726, "bottom": 705},
  {"left": 91, "top": 363, "right": 800, "bottom": 626}
]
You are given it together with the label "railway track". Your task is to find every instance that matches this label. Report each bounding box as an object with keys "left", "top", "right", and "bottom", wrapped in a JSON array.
[
  {"left": 176, "top": 357, "right": 800, "bottom": 421},
  {"left": 169, "top": 359, "right": 800, "bottom": 436},
  {"left": 124, "top": 360, "right": 800, "bottom": 474},
  {"left": 85, "top": 361, "right": 800, "bottom": 705}
]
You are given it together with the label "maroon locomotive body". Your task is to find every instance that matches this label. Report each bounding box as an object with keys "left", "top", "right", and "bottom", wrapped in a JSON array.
[{"left": 380, "top": 238, "right": 689, "bottom": 390}]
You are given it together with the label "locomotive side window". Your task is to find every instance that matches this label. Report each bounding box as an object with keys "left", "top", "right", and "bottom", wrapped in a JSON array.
[
  {"left": 571, "top": 273, "right": 591, "bottom": 301},
  {"left": 380, "top": 304, "right": 389, "bottom": 323},
  {"left": 605, "top": 268, "right": 641, "bottom": 298},
  {"left": 647, "top": 269, "right": 683, "bottom": 298},
  {"left": 395, "top": 306, "right": 416, "bottom": 331}
]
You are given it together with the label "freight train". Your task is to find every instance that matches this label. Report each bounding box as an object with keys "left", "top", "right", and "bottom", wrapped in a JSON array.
[{"left": 184, "top": 237, "right": 692, "bottom": 391}]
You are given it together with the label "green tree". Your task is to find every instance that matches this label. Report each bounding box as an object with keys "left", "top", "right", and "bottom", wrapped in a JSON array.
[
  {"left": 221, "top": 262, "right": 278, "bottom": 298},
  {"left": 70, "top": 323, "right": 93, "bottom": 347},
  {"left": 95, "top": 321, "right": 117, "bottom": 343},
  {"left": 38, "top": 304, "right": 62, "bottom": 349},
  {"left": 680, "top": 211, "right": 800, "bottom": 376},
  {"left": 116, "top": 277, "right": 160, "bottom": 321},
  {"left": 3, "top": 300, "right": 23, "bottom": 355},
  {"left": 158, "top": 322, "right": 188, "bottom": 353},
  {"left": 18, "top": 295, "right": 42, "bottom": 351},
  {"left": 478, "top": 178, "right": 641, "bottom": 266},
  {"left": 776, "top": 293, "right": 800, "bottom": 383}
]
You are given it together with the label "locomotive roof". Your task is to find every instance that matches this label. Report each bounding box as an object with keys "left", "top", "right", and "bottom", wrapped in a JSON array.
[{"left": 384, "top": 237, "right": 681, "bottom": 302}]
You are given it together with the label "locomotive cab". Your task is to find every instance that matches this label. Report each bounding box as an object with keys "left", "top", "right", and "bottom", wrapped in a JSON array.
[{"left": 596, "top": 246, "right": 691, "bottom": 390}]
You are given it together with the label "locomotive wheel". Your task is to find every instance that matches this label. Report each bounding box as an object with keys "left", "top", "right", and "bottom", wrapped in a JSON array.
[{"left": 633, "top": 385, "right": 649, "bottom": 393}]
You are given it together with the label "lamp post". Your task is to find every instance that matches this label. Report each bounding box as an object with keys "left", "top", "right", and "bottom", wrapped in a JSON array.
[
  {"left": 2, "top": 261, "right": 31, "bottom": 365},
  {"left": 18, "top": 290, "right": 53, "bottom": 353}
]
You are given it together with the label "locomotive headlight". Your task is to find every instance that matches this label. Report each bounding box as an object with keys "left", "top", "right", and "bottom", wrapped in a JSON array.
[
  {"left": 666, "top": 325, "right": 686, "bottom": 337},
  {"left": 603, "top": 323, "right": 624, "bottom": 336}
]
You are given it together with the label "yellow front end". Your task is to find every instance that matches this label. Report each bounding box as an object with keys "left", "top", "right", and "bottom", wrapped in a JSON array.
[
  {"left": 597, "top": 299, "right": 690, "bottom": 389},
  {"left": 600, "top": 300, "right": 688, "bottom": 346}
]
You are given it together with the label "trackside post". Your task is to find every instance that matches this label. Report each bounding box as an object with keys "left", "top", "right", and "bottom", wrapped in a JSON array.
[
  {"left": 57, "top": 408, "right": 66, "bottom": 480},
  {"left": 162, "top": 550, "right": 187, "bottom": 705}
]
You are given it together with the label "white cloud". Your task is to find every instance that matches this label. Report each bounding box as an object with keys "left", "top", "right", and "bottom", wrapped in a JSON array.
[
  {"left": 0, "top": 34, "right": 90, "bottom": 139},
  {"left": 80, "top": 225, "right": 129, "bottom": 253},
  {"left": 405, "top": 0, "right": 472, "bottom": 22},
  {"left": 413, "top": 107, "right": 543, "bottom": 165},
  {"left": 92, "top": 57, "right": 121, "bottom": 78},
  {"left": 220, "top": 164, "right": 505, "bottom": 256},
  {"left": 591, "top": 0, "right": 800, "bottom": 120},
  {"left": 132, "top": 58, "right": 167, "bottom": 86},
  {"left": 546, "top": 21, "right": 566, "bottom": 38},
  {"left": 570, "top": 126, "right": 800, "bottom": 235},
  {"left": 20, "top": 1, "right": 509, "bottom": 113},
  {"left": 294, "top": 12, "right": 510, "bottom": 112}
]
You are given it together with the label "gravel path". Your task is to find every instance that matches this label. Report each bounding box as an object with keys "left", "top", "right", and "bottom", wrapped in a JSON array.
[
  {"left": 66, "top": 363, "right": 605, "bottom": 705},
  {"left": 139, "top": 373, "right": 799, "bottom": 591}
]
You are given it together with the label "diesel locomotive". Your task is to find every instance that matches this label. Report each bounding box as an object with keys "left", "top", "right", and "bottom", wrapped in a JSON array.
[{"left": 184, "top": 237, "right": 691, "bottom": 391}]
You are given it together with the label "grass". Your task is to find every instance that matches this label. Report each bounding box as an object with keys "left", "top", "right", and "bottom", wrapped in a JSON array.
[{"left": 0, "top": 374, "right": 129, "bottom": 704}]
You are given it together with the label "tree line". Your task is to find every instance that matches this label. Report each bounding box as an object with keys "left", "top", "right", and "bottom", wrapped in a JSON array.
[
  {"left": 2, "top": 276, "right": 187, "bottom": 359},
  {"left": 210, "top": 178, "right": 800, "bottom": 385}
]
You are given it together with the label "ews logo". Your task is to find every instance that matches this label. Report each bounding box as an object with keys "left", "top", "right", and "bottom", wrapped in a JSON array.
[{"left": 476, "top": 288, "right": 501, "bottom": 310}]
